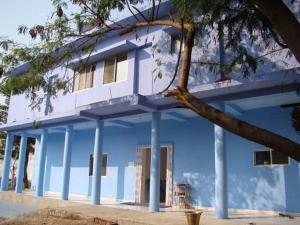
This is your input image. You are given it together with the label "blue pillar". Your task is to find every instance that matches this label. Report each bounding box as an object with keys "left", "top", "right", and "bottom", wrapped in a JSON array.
[
  {"left": 149, "top": 111, "right": 161, "bottom": 212},
  {"left": 214, "top": 103, "right": 228, "bottom": 219},
  {"left": 0, "top": 133, "right": 14, "bottom": 191},
  {"left": 61, "top": 125, "right": 73, "bottom": 200},
  {"left": 35, "top": 129, "right": 48, "bottom": 197},
  {"left": 91, "top": 120, "right": 104, "bottom": 205},
  {"left": 15, "top": 134, "right": 28, "bottom": 193}
]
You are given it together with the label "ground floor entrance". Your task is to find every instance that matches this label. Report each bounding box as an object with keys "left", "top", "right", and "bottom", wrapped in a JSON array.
[
  {"left": 135, "top": 145, "right": 173, "bottom": 206},
  {"left": 2, "top": 105, "right": 300, "bottom": 217}
]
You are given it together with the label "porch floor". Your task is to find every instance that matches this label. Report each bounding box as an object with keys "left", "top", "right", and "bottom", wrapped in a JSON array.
[{"left": 0, "top": 191, "right": 299, "bottom": 225}]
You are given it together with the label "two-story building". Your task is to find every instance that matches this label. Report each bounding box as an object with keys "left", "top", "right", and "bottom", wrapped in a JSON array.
[{"left": 1, "top": 2, "right": 300, "bottom": 219}]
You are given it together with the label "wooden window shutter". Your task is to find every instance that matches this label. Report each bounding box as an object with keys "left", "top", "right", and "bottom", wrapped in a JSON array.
[
  {"left": 103, "top": 58, "right": 115, "bottom": 84},
  {"left": 79, "top": 68, "right": 86, "bottom": 90}
]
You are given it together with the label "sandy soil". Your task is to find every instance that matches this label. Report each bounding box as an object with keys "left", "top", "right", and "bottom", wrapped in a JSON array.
[{"left": 0, "top": 208, "right": 118, "bottom": 225}]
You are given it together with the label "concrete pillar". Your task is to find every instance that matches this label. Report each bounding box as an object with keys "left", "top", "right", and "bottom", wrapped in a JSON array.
[
  {"left": 61, "top": 125, "right": 73, "bottom": 200},
  {"left": 15, "top": 134, "right": 28, "bottom": 193},
  {"left": 149, "top": 111, "right": 161, "bottom": 212},
  {"left": 91, "top": 120, "right": 104, "bottom": 205},
  {"left": 35, "top": 129, "right": 48, "bottom": 196},
  {"left": 214, "top": 103, "right": 228, "bottom": 219},
  {"left": 0, "top": 133, "right": 14, "bottom": 191}
]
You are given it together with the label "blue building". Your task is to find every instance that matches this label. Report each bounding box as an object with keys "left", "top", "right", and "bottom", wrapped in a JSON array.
[{"left": 1, "top": 2, "right": 300, "bottom": 219}]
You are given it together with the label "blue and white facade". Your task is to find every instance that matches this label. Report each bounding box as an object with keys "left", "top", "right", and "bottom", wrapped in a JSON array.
[{"left": 1, "top": 3, "right": 300, "bottom": 218}]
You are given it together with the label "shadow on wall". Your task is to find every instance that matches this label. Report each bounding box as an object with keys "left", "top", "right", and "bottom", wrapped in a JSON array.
[
  {"left": 151, "top": 26, "right": 293, "bottom": 94},
  {"left": 151, "top": 31, "right": 218, "bottom": 92},
  {"left": 228, "top": 167, "right": 286, "bottom": 211},
  {"left": 284, "top": 161, "right": 300, "bottom": 212},
  {"left": 181, "top": 172, "right": 215, "bottom": 207},
  {"left": 227, "top": 107, "right": 300, "bottom": 212}
]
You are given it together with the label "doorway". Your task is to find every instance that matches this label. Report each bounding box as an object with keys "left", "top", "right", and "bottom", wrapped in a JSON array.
[{"left": 135, "top": 145, "right": 173, "bottom": 206}]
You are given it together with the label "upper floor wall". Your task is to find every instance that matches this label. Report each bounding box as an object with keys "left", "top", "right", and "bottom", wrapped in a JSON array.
[{"left": 7, "top": 22, "right": 300, "bottom": 124}]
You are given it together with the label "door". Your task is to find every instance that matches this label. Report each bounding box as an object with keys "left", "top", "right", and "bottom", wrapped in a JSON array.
[{"left": 135, "top": 145, "right": 173, "bottom": 206}]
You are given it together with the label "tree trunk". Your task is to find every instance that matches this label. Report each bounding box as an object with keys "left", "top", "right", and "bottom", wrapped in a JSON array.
[
  {"left": 253, "top": 0, "right": 300, "bottom": 63},
  {"left": 168, "top": 88, "right": 300, "bottom": 162}
]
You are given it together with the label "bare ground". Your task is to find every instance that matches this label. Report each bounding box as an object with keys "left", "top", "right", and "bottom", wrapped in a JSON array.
[{"left": 0, "top": 208, "right": 117, "bottom": 225}]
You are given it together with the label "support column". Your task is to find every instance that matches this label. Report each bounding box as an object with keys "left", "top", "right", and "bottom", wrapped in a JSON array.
[
  {"left": 35, "top": 129, "right": 48, "bottom": 197},
  {"left": 61, "top": 125, "right": 73, "bottom": 200},
  {"left": 149, "top": 111, "right": 161, "bottom": 212},
  {"left": 91, "top": 120, "right": 104, "bottom": 205},
  {"left": 0, "top": 133, "right": 14, "bottom": 191},
  {"left": 15, "top": 134, "right": 28, "bottom": 193},
  {"left": 214, "top": 103, "right": 228, "bottom": 219}
]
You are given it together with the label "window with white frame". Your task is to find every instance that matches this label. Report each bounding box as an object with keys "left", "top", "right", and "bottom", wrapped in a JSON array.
[
  {"left": 89, "top": 153, "right": 108, "bottom": 176},
  {"left": 103, "top": 54, "right": 128, "bottom": 84},
  {"left": 73, "top": 64, "right": 95, "bottom": 92},
  {"left": 254, "top": 149, "right": 289, "bottom": 166}
]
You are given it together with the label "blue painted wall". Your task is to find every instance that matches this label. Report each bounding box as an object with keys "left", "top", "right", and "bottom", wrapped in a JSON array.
[
  {"left": 42, "top": 106, "right": 300, "bottom": 212},
  {"left": 227, "top": 107, "right": 300, "bottom": 212},
  {"left": 7, "top": 20, "right": 298, "bottom": 125}
]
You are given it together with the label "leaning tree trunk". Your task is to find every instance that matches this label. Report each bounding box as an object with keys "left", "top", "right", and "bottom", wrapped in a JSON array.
[
  {"left": 168, "top": 88, "right": 300, "bottom": 162},
  {"left": 253, "top": 0, "right": 300, "bottom": 63},
  {"left": 164, "top": 18, "right": 300, "bottom": 163}
]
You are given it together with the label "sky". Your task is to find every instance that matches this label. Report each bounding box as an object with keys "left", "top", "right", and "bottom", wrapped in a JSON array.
[
  {"left": 0, "top": 0, "right": 153, "bottom": 45},
  {"left": 0, "top": 0, "right": 54, "bottom": 44},
  {"left": 0, "top": 0, "right": 56, "bottom": 104}
]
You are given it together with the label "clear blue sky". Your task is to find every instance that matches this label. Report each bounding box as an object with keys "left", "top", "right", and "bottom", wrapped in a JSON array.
[{"left": 0, "top": 0, "right": 54, "bottom": 44}]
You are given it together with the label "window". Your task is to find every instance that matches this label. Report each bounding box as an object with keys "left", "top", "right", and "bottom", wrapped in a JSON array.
[
  {"left": 254, "top": 149, "right": 289, "bottom": 166},
  {"left": 89, "top": 154, "right": 94, "bottom": 176},
  {"left": 254, "top": 151, "right": 271, "bottom": 166},
  {"left": 272, "top": 151, "right": 289, "bottom": 165},
  {"left": 73, "top": 64, "right": 95, "bottom": 91},
  {"left": 103, "top": 54, "right": 128, "bottom": 84},
  {"left": 102, "top": 154, "right": 108, "bottom": 176},
  {"left": 88, "top": 153, "right": 108, "bottom": 176},
  {"left": 170, "top": 35, "right": 185, "bottom": 54}
]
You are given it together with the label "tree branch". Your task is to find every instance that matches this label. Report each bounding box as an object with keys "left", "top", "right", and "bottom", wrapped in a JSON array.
[
  {"left": 125, "top": 0, "right": 141, "bottom": 22},
  {"left": 253, "top": 0, "right": 300, "bottom": 63},
  {"left": 167, "top": 87, "right": 300, "bottom": 162},
  {"left": 158, "top": 22, "right": 184, "bottom": 94}
]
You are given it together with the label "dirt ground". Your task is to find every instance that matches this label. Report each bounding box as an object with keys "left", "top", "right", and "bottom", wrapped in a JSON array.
[{"left": 0, "top": 208, "right": 118, "bottom": 225}]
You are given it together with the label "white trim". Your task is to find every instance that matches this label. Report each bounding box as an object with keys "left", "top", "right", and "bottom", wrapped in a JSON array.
[
  {"left": 72, "top": 86, "right": 94, "bottom": 94},
  {"left": 101, "top": 79, "right": 128, "bottom": 87}
]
